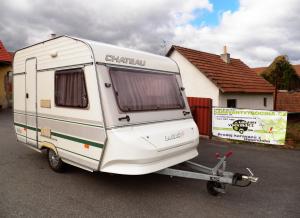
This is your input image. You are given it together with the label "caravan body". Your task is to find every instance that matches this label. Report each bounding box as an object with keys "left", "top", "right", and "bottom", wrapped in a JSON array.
[{"left": 13, "top": 36, "right": 199, "bottom": 175}]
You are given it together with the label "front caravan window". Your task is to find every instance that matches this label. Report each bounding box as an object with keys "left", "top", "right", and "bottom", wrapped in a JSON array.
[
  {"left": 110, "top": 68, "right": 185, "bottom": 112},
  {"left": 55, "top": 68, "right": 88, "bottom": 108}
]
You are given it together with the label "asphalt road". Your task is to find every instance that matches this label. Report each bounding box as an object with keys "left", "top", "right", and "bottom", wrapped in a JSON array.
[{"left": 0, "top": 110, "right": 299, "bottom": 218}]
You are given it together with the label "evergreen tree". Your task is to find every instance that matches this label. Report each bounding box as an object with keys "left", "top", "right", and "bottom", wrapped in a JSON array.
[{"left": 261, "top": 55, "right": 300, "bottom": 90}]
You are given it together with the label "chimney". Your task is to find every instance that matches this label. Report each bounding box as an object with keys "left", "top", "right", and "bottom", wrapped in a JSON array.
[
  {"left": 50, "top": 33, "right": 57, "bottom": 39},
  {"left": 220, "top": 45, "right": 230, "bottom": 64}
]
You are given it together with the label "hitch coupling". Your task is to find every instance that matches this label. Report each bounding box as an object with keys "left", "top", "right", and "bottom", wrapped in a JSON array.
[{"left": 232, "top": 168, "right": 259, "bottom": 187}]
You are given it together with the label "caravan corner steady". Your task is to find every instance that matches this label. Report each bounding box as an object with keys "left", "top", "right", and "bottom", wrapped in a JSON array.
[{"left": 13, "top": 36, "right": 258, "bottom": 196}]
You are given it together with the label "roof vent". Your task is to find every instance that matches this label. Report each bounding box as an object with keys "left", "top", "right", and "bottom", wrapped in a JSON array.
[{"left": 220, "top": 45, "right": 230, "bottom": 64}]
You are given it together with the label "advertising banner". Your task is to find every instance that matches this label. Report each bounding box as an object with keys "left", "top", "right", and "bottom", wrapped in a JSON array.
[{"left": 212, "top": 108, "right": 288, "bottom": 145}]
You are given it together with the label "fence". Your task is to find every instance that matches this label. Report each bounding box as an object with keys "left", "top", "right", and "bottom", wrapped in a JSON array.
[{"left": 187, "top": 97, "right": 212, "bottom": 138}]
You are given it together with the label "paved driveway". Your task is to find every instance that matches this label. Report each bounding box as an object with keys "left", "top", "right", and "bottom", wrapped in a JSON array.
[{"left": 0, "top": 110, "right": 299, "bottom": 217}]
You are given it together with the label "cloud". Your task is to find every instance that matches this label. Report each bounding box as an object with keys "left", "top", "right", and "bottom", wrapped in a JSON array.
[
  {"left": 0, "top": 0, "right": 212, "bottom": 53},
  {"left": 173, "top": 0, "right": 300, "bottom": 66},
  {"left": 0, "top": 0, "right": 299, "bottom": 67}
]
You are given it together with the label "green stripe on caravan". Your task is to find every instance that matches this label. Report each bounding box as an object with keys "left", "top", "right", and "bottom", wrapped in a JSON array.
[{"left": 14, "top": 122, "right": 103, "bottom": 148}]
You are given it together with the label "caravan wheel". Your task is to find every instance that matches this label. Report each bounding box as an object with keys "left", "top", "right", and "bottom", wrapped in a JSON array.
[
  {"left": 207, "top": 181, "right": 222, "bottom": 196},
  {"left": 47, "top": 149, "right": 65, "bottom": 172}
]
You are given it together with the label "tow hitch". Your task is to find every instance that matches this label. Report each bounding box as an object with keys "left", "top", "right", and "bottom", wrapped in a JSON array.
[{"left": 156, "top": 151, "right": 258, "bottom": 196}]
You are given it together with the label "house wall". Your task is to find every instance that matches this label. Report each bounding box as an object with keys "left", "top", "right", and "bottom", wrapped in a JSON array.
[
  {"left": 0, "top": 64, "right": 12, "bottom": 109},
  {"left": 169, "top": 50, "right": 220, "bottom": 106},
  {"left": 219, "top": 93, "right": 274, "bottom": 110}
]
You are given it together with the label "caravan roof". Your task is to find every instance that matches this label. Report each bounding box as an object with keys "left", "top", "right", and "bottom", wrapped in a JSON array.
[
  {"left": 14, "top": 35, "right": 179, "bottom": 73},
  {"left": 80, "top": 37, "right": 179, "bottom": 72}
]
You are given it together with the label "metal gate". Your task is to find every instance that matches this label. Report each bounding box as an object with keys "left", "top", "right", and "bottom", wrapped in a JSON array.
[{"left": 187, "top": 97, "right": 212, "bottom": 138}]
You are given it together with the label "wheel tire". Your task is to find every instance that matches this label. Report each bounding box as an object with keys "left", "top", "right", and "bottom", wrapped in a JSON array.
[
  {"left": 207, "top": 181, "right": 222, "bottom": 196},
  {"left": 47, "top": 149, "right": 65, "bottom": 172}
]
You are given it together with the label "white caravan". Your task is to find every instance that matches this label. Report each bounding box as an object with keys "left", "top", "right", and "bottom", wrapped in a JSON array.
[
  {"left": 13, "top": 36, "right": 199, "bottom": 174},
  {"left": 13, "top": 36, "right": 259, "bottom": 196}
]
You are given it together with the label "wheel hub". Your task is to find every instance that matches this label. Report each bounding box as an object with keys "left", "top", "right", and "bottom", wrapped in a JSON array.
[{"left": 49, "top": 150, "right": 59, "bottom": 167}]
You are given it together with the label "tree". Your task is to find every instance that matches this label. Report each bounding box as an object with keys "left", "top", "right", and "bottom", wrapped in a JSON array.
[
  {"left": 261, "top": 55, "right": 300, "bottom": 110},
  {"left": 261, "top": 55, "right": 300, "bottom": 91}
]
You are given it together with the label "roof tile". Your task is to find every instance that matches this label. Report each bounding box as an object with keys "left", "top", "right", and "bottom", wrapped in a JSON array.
[
  {"left": 0, "top": 41, "right": 12, "bottom": 63},
  {"left": 168, "top": 45, "right": 274, "bottom": 93}
]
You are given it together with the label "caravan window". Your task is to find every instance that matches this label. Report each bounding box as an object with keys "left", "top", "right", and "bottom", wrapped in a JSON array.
[
  {"left": 55, "top": 68, "right": 88, "bottom": 108},
  {"left": 110, "top": 68, "right": 185, "bottom": 112}
]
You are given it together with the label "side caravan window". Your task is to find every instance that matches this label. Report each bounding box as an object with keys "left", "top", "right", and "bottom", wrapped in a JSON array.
[
  {"left": 109, "top": 68, "right": 185, "bottom": 112},
  {"left": 54, "top": 68, "right": 88, "bottom": 108}
]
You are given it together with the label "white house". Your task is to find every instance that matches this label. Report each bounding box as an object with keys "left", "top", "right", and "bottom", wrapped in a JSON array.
[{"left": 167, "top": 46, "right": 274, "bottom": 110}]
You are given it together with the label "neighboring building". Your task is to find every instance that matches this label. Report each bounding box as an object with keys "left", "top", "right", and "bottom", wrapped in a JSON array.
[
  {"left": 167, "top": 45, "right": 274, "bottom": 110},
  {"left": 294, "top": 65, "right": 300, "bottom": 77},
  {"left": 0, "top": 41, "right": 13, "bottom": 109},
  {"left": 276, "top": 90, "right": 300, "bottom": 113},
  {"left": 253, "top": 64, "right": 300, "bottom": 89},
  {"left": 253, "top": 65, "right": 300, "bottom": 112},
  {"left": 253, "top": 64, "right": 300, "bottom": 78}
]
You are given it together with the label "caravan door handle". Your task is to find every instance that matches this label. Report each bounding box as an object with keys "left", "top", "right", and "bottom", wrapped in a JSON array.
[
  {"left": 118, "top": 115, "right": 130, "bottom": 122},
  {"left": 183, "top": 111, "right": 190, "bottom": 116}
]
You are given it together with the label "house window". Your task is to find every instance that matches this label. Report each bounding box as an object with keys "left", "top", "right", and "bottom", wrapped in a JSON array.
[
  {"left": 227, "top": 99, "right": 236, "bottom": 108},
  {"left": 263, "top": 97, "right": 267, "bottom": 107},
  {"left": 55, "top": 68, "right": 88, "bottom": 108}
]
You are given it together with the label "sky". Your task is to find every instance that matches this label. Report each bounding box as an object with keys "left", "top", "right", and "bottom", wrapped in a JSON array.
[{"left": 0, "top": 0, "right": 300, "bottom": 67}]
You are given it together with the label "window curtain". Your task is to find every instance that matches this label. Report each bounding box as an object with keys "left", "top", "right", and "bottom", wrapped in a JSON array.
[
  {"left": 110, "top": 69, "right": 185, "bottom": 111},
  {"left": 55, "top": 69, "right": 88, "bottom": 108}
]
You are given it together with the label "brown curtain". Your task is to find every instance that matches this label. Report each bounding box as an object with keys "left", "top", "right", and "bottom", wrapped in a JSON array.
[
  {"left": 110, "top": 68, "right": 185, "bottom": 111},
  {"left": 55, "top": 68, "right": 88, "bottom": 108}
]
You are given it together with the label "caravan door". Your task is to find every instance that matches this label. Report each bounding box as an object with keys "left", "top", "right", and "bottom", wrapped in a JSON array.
[{"left": 25, "top": 58, "right": 38, "bottom": 147}]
